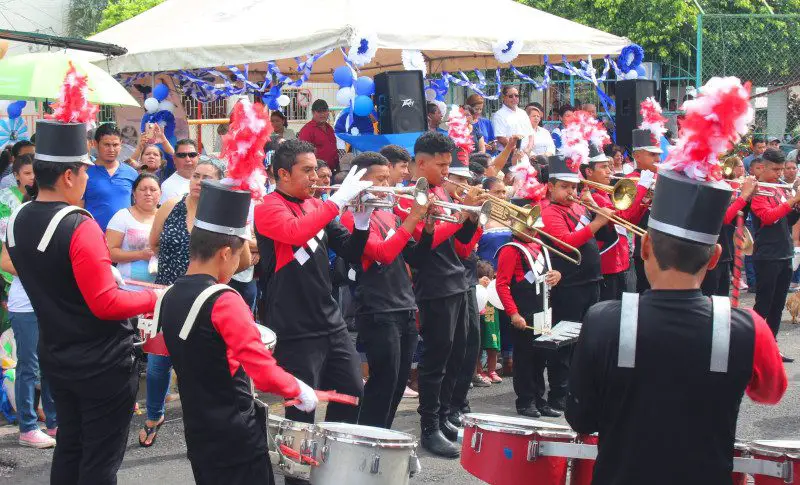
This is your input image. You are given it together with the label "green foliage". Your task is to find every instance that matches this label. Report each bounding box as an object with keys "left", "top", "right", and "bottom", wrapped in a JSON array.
[
  {"left": 95, "top": 0, "right": 164, "bottom": 33},
  {"left": 67, "top": 0, "right": 109, "bottom": 37}
]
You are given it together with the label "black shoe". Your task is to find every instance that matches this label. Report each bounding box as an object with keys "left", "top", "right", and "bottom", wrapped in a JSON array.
[
  {"left": 782, "top": 353, "right": 794, "bottom": 363},
  {"left": 447, "top": 411, "right": 464, "bottom": 428},
  {"left": 517, "top": 406, "right": 541, "bottom": 418},
  {"left": 538, "top": 405, "right": 563, "bottom": 418},
  {"left": 440, "top": 419, "right": 459, "bottom": 441},
  {"left": 421, "top": 429, "right": 460, "bottom": 458},
  {"left": 548, "top": 398, "right": 566, "bottom": 412}
]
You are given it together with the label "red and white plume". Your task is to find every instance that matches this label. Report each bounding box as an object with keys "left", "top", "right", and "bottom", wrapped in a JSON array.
[
  {"left": 639, "top": 97, "right": 667, "bottom": 139},
  {"left": 46, "top": 62, "right": 98, "bottom": 124},
  {"left": 511, "top": 162, "right": 547, "bottom": 201},
  {"left": 447, "top": 105, "right": 474, "bottom": 163},
  {"left": 220, "top": 99, "right": 272, "bottom": 199},
  {"left": 561, "top": 110, "right": 611, "bottom": 173},
  {"left": 661, "top": 77, "right": 753, "bottom": 181}
]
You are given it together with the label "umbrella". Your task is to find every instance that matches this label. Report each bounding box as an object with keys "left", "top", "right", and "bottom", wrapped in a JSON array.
[{"left": 0, "top": 52, "right": 139, "bottom": 107}]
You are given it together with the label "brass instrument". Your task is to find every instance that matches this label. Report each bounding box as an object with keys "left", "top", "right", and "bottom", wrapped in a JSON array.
[
  {"left": 313, "top": 177, "right": 430, "bottom": 209},
  {"left": 580, "top": 179, "right": 639, "bottom": 211},
  {"left": 568, "top": 196, "right": 647, "bottom": 237},
  {"left": 721, "top": 156, "right": 740, "bottom": 178},
  {"left": 428, "top": 200, "right": 493, "bottom": 224},
  {"left": 443, "top": 177, "right": 582, "bottom": 265}
]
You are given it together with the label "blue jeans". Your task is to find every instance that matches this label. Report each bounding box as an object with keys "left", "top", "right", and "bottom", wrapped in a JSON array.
[
  {"left": 10, "top": 312, "right": 56, "bottom": 432},
  {"left": 145, "top": 354, "right": 172, "bottom": 421}
]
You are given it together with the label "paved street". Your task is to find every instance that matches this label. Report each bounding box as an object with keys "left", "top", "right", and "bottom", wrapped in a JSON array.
[{"left": 1, "top": 293, "right": 799, "bottom": 484}]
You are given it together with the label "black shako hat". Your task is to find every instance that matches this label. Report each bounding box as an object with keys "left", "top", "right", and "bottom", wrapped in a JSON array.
[
  {"left": 647, "top": 170, "right": 732, "bottom": 245},
  {"left": 632, "top": 128, "right": 663, "bottom": 154},
  {"left": 547, "top": 154, "right": 580, "bottom": 183},
  {"left": 587, "top": 144, "right": 610, "bottom": 164},
  {"left": 194, "top": 180, "right": 251, "bottom": 240},
  {"left": 34, "top": 120, "right": 92, "bottom": 165}
]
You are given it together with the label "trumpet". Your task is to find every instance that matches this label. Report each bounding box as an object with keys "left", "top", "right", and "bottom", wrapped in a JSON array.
[
  {"left": 729, "top": 178, "right": 794, "bottom": 190},
  {"left": 313, "top": 177, "right": 430, "bottom": 209},
  {"left": 443, "top": 177, "right": 582, "bottom": 264},
  {"left": 580, "top": 179, "right": 639, "bottom": 211},
  {"left": 568, "top": 195, "right": 647, "bottom": 237},
  {"left": 428, "top": 200, "right": 493, "bottom": 225}
]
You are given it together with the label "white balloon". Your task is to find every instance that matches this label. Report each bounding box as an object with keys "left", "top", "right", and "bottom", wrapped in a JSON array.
[
  {"left": 424, "top": 88, "right": 436, "bottom": 102},
  {"left": 277, "top": 94, "right": 291, "bottom": 107},
  {"left": 0, "top": 100, "right": 10, "bottom": 113},
  {"left": 625, "top": 70, "right": 639, "bottom": 80},
  {"left": 144, "top": 97, "right": 159, "bottom": 113},
  {"left": 475, "top": 285, "right": 489, "bottom": 312},
  {"left": 157, "top": 100, "right": 175, "bottom": 113},
  {"left": 335, "top": 87, "right": 355, "bottom": 106},
  {"left": 486, "top": 279, "right": 504, "bottom": 311}
]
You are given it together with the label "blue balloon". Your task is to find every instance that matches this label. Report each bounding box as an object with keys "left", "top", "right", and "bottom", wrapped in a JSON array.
[
  {"left": 267, "top": 97, "right": 281, "bottom": 111},
  {"left": 333, "top": 66, "right": 354, "bottom": 88},
  {"left": 7, "top": 101, "right": 26, "bottom": 119},
  {"left": 635, "top": 65, "right": 647, "bottom": 78},
  {"left": 354, "top": 76, "right": 375, "bottom": 96},
  {"left": 153, "top": 83, "right": 169, "bottom": 102},
  {"left": 353, "top": 95, "right": 373, "bottom": 117}
]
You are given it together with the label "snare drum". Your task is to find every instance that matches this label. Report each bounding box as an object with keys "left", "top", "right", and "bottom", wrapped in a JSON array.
[
  {"left": 747, "top": 440, "right": 799, "bottom": 484},
  {"left": 258, "top": 325, "right": 277, "bottom": 351},
  {"left": 571, "top": 433, "right": 599, "bottom": 485},
  {"left": 311, "top": 422, "right": 420, "bottom": 485},
  {"left": 461, "top": 413, "right": 577, "bottom": 485},
  {"left": 137, "top": 315, "right": 170, "bottom": 356},
  {"left": 271, "top": 418, "right": 315, "bottom": 481},
  {"left": 732, "top": 440, "right": 749, "bottom": 485}
]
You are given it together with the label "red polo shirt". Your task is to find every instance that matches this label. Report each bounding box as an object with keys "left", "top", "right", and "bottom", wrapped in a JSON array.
[{"left": 298, "top": 121, "right": 339, "bottom": 170}]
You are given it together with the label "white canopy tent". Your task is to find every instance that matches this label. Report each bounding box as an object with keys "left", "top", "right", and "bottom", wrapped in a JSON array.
[{"left": 87, "top": 0, "right": 629, "bottom": 80}]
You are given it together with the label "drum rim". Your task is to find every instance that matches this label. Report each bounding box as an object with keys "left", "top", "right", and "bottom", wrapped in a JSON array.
[
  {"left": 749, "top": 440, "right": 800, "bottom": 458},
  {"left": 315, "top": 422, "right": 417, "bottom": 449},
  {"left": 462, "top": 413, "right": 575, "bottom": 437},
  {"left": 276, "top": 418, "right": 315, "bottom": 433}
]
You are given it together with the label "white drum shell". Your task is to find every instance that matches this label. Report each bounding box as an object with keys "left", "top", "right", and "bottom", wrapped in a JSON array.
[
  {"left": 268, "top": 416, "right": 313, "bottom": 480},
  {"left": 311, "top": 423, "right": 418, "bottom": 485}
]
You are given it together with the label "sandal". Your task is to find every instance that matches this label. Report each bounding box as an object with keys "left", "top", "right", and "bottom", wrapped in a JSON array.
[{"left": 138, "top": 418, "right": 164, "bottom": 448}]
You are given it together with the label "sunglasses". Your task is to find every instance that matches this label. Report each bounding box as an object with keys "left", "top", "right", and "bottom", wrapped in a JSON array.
[{"left": 175, "top": 152, "right": 199, "bottom": 158}]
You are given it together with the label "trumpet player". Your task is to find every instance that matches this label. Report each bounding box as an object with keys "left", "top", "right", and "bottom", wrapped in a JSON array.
[
  {"left": 339, "top": 152, "right": 434, "bottom": 429},
  {"left": 629, "top": 128, "right": 663, "bottom": 292},
  {"left": 540, "top": 154, "right": 613, "bottom": 411},
  {"left": 396, "top": 131, "right": 485, "bottom": 458},
  {"left": 582, "top": 146, "right": 649, "bottom": 301}
]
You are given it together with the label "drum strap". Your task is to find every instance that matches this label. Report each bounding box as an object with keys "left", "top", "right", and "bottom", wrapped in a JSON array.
[
  {"left": 618, "top": 293, "right": 731, "bottom": 372},
  {"left": 178, "top": 284, "right": 236, "bottom": 340}
]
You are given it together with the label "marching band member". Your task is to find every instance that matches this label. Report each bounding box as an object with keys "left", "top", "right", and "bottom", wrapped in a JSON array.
[
  {"left": 567, "top": 77, "right": 787, "bottom": 485},
  {"left": 582, "top": 145, "right": 649, "bottom": 300},
  {"left": 1, "top": 68, "right": 157, "bottom": 484},
  {"left": 339, "top": 151, "right": 433, "bottom": 429},
  {"left": 629, "top": 128, "right": 663, "bottom": 292},
  {"left": 379, "top": 144, "right": 412, "bottom": 187},
  {"left": 255, "top": 139, "right": 372, "bottom": 434},
  {"left": 495, "top": 187, "right": 563, "bottom": 418},
  {"left": 396, "top": 131, "right": 484, "bottom": 458},
  {"left": 750, "top": 148, "right": 800, "bottom": 362},
  {"left": 541, "top": 154, "right": 613, "bottom": 411}
]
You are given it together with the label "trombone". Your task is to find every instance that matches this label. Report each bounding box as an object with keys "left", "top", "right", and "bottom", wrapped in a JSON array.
[
  {"left": 580, "top": 179, "right": 639, "bottom": 211},
  {"left": 443, "top": 177, "right": 582, "bottom": 265},
  {"left": 568, "top": 195, "right": 647, "bottom": 237}
]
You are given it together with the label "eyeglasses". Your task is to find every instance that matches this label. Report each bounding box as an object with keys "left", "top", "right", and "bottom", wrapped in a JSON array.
[{"left": 175, "top": 152, "right": 199, "bottom": 158}]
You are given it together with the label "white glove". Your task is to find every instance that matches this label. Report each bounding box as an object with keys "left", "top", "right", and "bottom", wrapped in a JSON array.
[
  {"left": 353, "top": 193, "right": 375, "bottom": 230},
  {"left": 110, "top": 265, "right": 124, "bottom": 287},
  {"left": 638, "top": 169, "right": 656, "bottom": 189},
  {"left": 293, "top": 377, "right": 318, "bottom": 413},
  {"left": 329, "top": 166, "right": 372, "bottom": 209}
]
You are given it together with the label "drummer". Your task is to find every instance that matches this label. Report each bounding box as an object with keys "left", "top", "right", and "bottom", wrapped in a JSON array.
[
  {"left": 566, "top": 80, "right": 787, "bottom": 484},
  {"left": 160, "top": 179, "right": 318, "bottom": 485}
]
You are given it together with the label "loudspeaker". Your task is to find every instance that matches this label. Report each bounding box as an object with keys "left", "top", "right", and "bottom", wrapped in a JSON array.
[
  {"left": 374, "top": 71, "right": 427, "bottom": 134},
  {"left": 614, "top": 79, "right": 657, "bottom": 152}
]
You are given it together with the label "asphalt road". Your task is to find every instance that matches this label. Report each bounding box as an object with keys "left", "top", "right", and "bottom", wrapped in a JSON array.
[{"left": 1, "top": 293, "right": 799, "bottom": 484}]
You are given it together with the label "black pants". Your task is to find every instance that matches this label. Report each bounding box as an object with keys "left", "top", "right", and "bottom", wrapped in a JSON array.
[
  {"left": 49, "top": 364, "right": 138, "bottom": 485},
  {"left": 549, "top": 282, "right": 600, "bottom": 405},
  {"left": 600, "top": 271, "right": 626, "bottom": 301},
  {"left": 754, "top": 259, "right": 792, "bottom": 337},
  {"left": 450, "top": 287, "right": 481, "bottom": 415},
  {"left": 356, "top": 310, "right": 418, "bottom": 428},
  {"left": 701, "top": 261, "right": 732, "bottom": 297},
  {"left": 511, "top": 326, "right": 547, "bottom": 410},
  {"left": 274, "top": 328, "right": 363, "bottom": 424},
  {"left": 417, "top": 292, "right": 468, "bottom": 429},
  {"left": 191, "top": 453, "right": 273, "bottom": 485}
]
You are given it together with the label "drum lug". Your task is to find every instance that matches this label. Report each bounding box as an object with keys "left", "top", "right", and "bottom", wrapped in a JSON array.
[
  {"left": 527, "top": 440, "right": 540, "bottom": 462},
  {"left": 283, "top": 435, "right": 295, "bottom": 447},
  {"left": 784, "top": 460, "right": 794, "bottom": 484},
  {"left": 321, "top": 444, "right": 330, "bottom": 463},
  {"left": 301, "top": 439, "right": 316, "bottom": 458},
  {"left": 370, "top": 454, "right": 381, "bottom": 474},
  {"left": 408, "top": 450, "right": 422, "bottom": 477},
  {"left": 471, "top": 431, "right": 483, "bottom": 453}
]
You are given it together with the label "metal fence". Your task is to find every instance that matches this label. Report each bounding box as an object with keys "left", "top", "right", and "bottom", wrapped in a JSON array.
[{"left": 698, "top": 13, "right": 800, "bottom": 142}]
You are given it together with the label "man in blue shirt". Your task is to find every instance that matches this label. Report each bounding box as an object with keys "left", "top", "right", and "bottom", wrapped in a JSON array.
[
  {"left": 334, "top": 106, "right": 377, "bottom": 136},
  {"left": 743, "top": 135, "right": 767, "bottom": 172},
  {"left": 83, "top": 123, "right": 138, "bottom": 231}
]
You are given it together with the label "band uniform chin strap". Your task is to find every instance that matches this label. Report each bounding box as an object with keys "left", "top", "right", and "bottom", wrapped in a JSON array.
[
  {"left": 710, "top": 295, "right": 731, "bottom": 373},
  {"left": 6, "top": 201, "right": 31, "bottom": 248},
  {"left": 37, "top": 206, "right": 93, "bottom": 252},
  {"left": 618, "top": 292, "right": 639, "bottom": 368},
  {"left": 178, "top": 284, "right": 238, "bottom": 341}
]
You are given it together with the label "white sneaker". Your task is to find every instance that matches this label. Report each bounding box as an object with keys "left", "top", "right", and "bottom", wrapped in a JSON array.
[
  {"left": 403, "top": 386, "right": 419, "bottom": 398},
  {"left": 19, "top": 429, "right": 56, "bottom": 449}
]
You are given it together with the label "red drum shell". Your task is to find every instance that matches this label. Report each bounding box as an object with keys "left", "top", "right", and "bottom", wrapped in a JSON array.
[
  {"left": 571, "top": 434, "right": 598, "bottom": 485},
  {"left": 142, "top": 332, "right": 170, "bottom": 356},
  {"left": 749, "top": 440, "right": 800, "bottom": 485}
]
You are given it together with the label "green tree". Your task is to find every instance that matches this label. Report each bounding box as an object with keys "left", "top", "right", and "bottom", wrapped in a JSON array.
[
  {"left": 95, "top": 0, "right": 164, "bottom": 33},
  {"left": 67, "top": 0, "right": 109, "bottom": 37}
]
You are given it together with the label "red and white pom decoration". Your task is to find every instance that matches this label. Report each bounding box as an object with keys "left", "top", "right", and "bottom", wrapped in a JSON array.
[
  {"left": 511, "top": 162, "right": 547, "bottom": 201},
  {"left": 639, "top": 97, "right": 667, "bottom": 139},
  {"left": 220, "top": 99, "right": 272, "bottom": 200},
  {"left": 447, "top": 105, "right": 474, "bottom": 163},
  {"left": 46, "top": 62, "right": 98, "bottom": 124},
  {"left": 661, "top": 77, "right": 753, "bottom": 182},
  {"left": 561, "top": 110, "right": 611, "bottom": 173}
]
